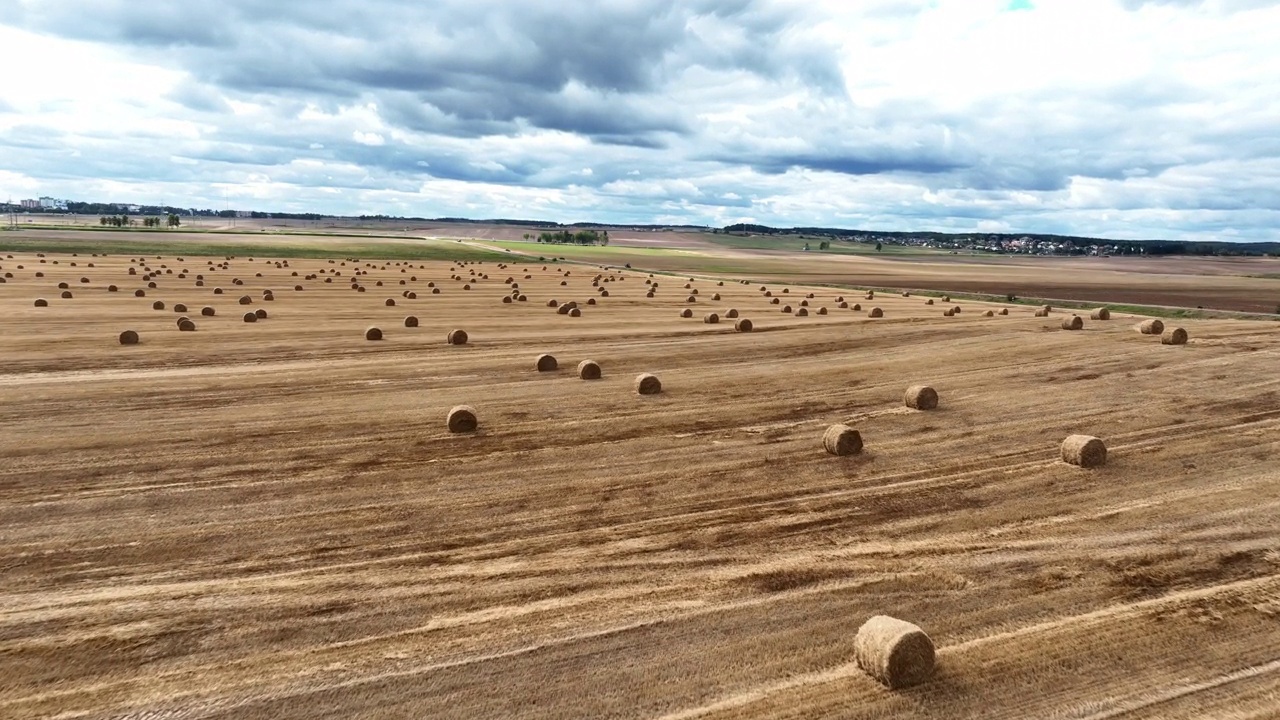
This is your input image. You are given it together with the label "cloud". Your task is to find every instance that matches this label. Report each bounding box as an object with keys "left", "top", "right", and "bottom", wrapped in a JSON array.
[{"left": 1, "top": 0, "right": 1279, "bottom": 241}]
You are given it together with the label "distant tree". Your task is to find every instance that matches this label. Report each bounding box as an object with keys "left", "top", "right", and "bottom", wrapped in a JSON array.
[
  {"left": 818, "top": 240, "right": 830, "bottom": 250},
  {"left": 875, "top": 242, "right": 882, "bottom": 252},
  {"left": 167, "top": 214, "right": 181, "bottom": 228},
  {"left": 803, "top": 242, "right": 810, "bottom": 251},
  {"left": 601, "top": 230, "right": 609, "bottom": 247}
]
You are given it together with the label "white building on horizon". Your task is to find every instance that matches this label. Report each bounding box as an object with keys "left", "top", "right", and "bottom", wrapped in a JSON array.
[{"left": 38, "top": 197, "right": 68, "bottom": 211}]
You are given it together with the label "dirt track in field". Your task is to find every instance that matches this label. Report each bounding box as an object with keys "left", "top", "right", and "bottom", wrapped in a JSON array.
[{"left": 2, "top": 247, "right": 1280, "bottom": 719}]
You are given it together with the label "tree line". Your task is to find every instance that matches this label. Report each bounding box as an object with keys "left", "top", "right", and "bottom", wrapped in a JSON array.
[
  {"left": 100, "top": 214, "right": 181, "bottom": 228},
  {"left": 525, "top": 229, "right": 610, "bottom": 245}
]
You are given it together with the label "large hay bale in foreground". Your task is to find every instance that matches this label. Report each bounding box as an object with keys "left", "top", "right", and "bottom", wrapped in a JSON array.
[
  {"left": 1137, "top": 318, "right": 1164, "bottom": 335},
  {"left": 634, "top": 373, "right": 662, "bottom": 395},
  {"left": 254, "top": 308, "right": 267, "bottom": 319},
  {"left": 854, "top": 616, "right": 936, "bottom": 689},
  {"left": 1062, "top": 434, "right": 1107, "bottom": 468},
  {"left": 725, "top": 308, "right": 739, "bottom": 318},
  {"left": 447, "top": 405, "right": 478, "bottom": 433},
  {"left": 1061, "top": 315, "right": 1084, "bottom": 330},
  {"left": 242, "top": 312, "right": 257, "bottom": 323},
  {"left": 365, "top": 326, "right": 383, "bottom": 341},
  {"left": 568, "top": 307, "right": 581, "bottom": 317},
  {"left": 735, "top": 318, "right": 753, "bottom": 332},
  {"left": 578, "top": 359, "right": 602, "bottom": 380},
  {"left": 535, "top": 354, "right": 558, "bottom": 372},
  {"left": 178, "top": 318, "right": 196, "bottom": 332},
  {"left": 680, "top": 308, "right": 693, "bottom": 318},
  {"left": 904, "top": 385, "right": 938, "bottom": 410},
  {"left": 118, "top": 330, "right": 140, "bottom": 345},
  {"left": 1090, "top": 307, "right": 1111, "bottom": 320},
  {"left": 404, "top": 316, "right": 419, "bottom": 327},
  {"left": 823, "top": 424, "right": 863, "bottom": 456},
  {"left": 447, "top": 329, "right": 468, "bottom": 345},
  {"left": 704, "top": 313, "right": 719, "bottom": 324},
  {"left": 868, "top": 307, "right": 883, "bottom": 318},
  {"left": 1162, "top": 327, "right": 1188, "bottom": 345}
]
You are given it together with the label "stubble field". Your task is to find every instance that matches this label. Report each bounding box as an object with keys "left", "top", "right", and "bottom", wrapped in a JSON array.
[{"left": 2, "top": 243, "right": 1279, "bottom": 719}]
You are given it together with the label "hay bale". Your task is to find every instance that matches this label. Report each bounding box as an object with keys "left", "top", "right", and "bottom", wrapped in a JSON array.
[
  {"left": 725, "top": 308, "right": 739, "bottom": 318},
  {"left": 817, "top": 307, "right": 828, "bottom": 315},
  {"left": 201, "top": 306, "right": 215, "bottom": 316},
  {"left": 904, "top": 385, "right": 938, "bottom": 410},
  {"left": 447, "top": 405, "right": 478, "bottom": 433},
  {"left": 822, "top": 424, "right": 863, "bottom": 456},
  {"left": 770, "top": 298, "right": 780, "bottom": 305},
  {"left": 134, "top": 289, "right": 146, "bottom": 297},
  {"left": 951, "top": 306, "right": 961, "bottom": 314},
  {"left": 712, "top": 293, "right": 721, "bottom": 300},
  {"left": 796, "top": 308, "right": 808, "bottom": 317},
  {"left": 1090, "top": 308, "right": 1111, "bottom": 320},
  {"left": 1034, "top": 307, "right": 1049, "bottom": 317},
  {"left": 687, "top": 295, "right": 697, "bottom": 303},
  {"left": 1137, "top": 318, "right": 1164, "bottom": 335},
  {"left": 118, "top": 330, "right": 140, "bottom": 345},
  {"left": 704, "top": 313, "right": 720, "bottom": 324},
  {"left": 405, "top": 316, "right": 419, "bottom": 327},
  {"left": 152, "top": 300, "right": 165, "bottom": 310},
  {"left": 853, "top": 303, "right": 862, "bottom": 311},
  {"left": 243, "top": 312, "right": 257, "bottom": 323},
  {"left": 569, "top": 307, "right": 581, "bottom": 317},
  {"left": 60, "top": 291, "right": 73, "bottom": 299},
  {"left": 943, "top": 309, "right": 954, "bottom": 317},
  {"left": 941, "top": 295, "right": 950, "bottom": 302},
  {"left": 447, "top": 329, "right": 468, "bottom": 345},
  {"left": 800, "top": 299, "right": 809, "bottom": 307},
  {"left": 1162, "top": 327, "right": 1188, "bottom": 345},
  {"left": 1062, "top": 435, "right": 1107, "bottom": 468},
  {"left": 782, "top": 305, "right": 792, "bottom": 314},
  {"left": 58, "top": 282, "right": 69, "bottom": 289},
  {"left": 634, "top": 373, "right": 662, "bottom": 395},
  {"left": 578, "top": 359, "right": 602, "bottom": 380},
  {"left": 854, "top": 616, "right": 936, "bottom": 689},
  {"left": 558, "top": 304, "right": 572, "bottom": 315},
  {"left": 982, "top": 310, "right": 994, "bottom": 317},
  {"left": 502, "top": 296, "right": 513, "bottom": 304},
  {"left": 1061, "top": 315, "right": 1084, "bottom": 330},
  {"left": 174, "top": 303, "right": 187, "bottom": 313},
  {"left": 587, "top": 298, "right": 597, "bottom": 305},
  {"left": 213, "top": 287, "right": 223, "bottom": 294},
  {"left": 999, "top": 308, "right": 1009, "bottom": 315},
  {"left": 178, "top": 318, "right": 196, "bottom": 332},
  {"left": 734, "top": 318, "right": 753, "bottom": 332},
  {"left": 254, "top": 308, "right": 267, "bottom": 319},
  {"left": 535, "top": 354, "right": 558, "bottom": 372},
  {"left": 108, "top": 285, "right": 118, "bottom": 292},
  {"left": 237, "top": 295, "right": 251, "bottom": 305},
  {"left": 365, "top": 326, "right": 383, "bottom": 341},
  {"left": 868, "top": 307, "right": 883, "bottom": 318},
  {"left": 547, "top": 299, "right": 559, "bottom": 307}
]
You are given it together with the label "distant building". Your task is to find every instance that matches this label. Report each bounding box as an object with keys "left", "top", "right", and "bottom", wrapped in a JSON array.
[
  {"left": 38, "top": 196, "right": 68, "bottom": 211},
  {"left": 20, "top": 199, "right": 39, "bottom": 209}
]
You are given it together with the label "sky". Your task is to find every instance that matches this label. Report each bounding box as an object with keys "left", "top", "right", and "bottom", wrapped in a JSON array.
[{"left": 1, "top": 0, "right": 1278, "bottom": 240}]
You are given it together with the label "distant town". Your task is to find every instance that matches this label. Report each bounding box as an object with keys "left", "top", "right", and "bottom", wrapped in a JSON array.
[{"left": 4, "top": 199, "right": 1277, "bottom": 257}]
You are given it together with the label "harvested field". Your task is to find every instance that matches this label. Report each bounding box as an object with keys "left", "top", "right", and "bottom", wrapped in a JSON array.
[{"left": 2, "top": 248, "right": 1280, "bottom": 719}]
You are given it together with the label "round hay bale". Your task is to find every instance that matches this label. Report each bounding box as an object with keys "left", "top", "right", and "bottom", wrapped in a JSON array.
[
  {"left": 712, "top": 293, "right": 721, "bottom": 301},
  {"left": 295, "top": 285, "right": 303, "bottom": 291},
  {"left": 178, "top": 318, "right": 196, "bottom": 332},
  {"left": 1061, "top": 315, "right": 1084, "bottom": 330},
  {"left": 822, "top": 424, "right": 863, "bottom": 456},
  {"left": 118, "top": 330, "right": 140, "bottom": 345},
  {"left": 725, "top": 308, "right": 739, "bottom": 318},
  {"left": 800, "top": 299, "right": 809, "bottom": 307},
  {"left": 447, "top": 329, "right": 468, "bottom": 345},
  {"left": 904, "top": 385, "right": 938, "bottom": 410},
  {"left": 587, "top": 298, "right": 597, "bottom": 305},
  {"left": 1062, "top": 434, "right": 1107, "bottom": 468},
  {"left": 254, "top": 308, "right": 267, "bottom": 319},
  {"left": 447, "top": 405, "right": 478, "bottom": 433},
  {"left": 764, "top": 291, "right": 772, "bottom": 297},
  {"left": 568, "top": 307, "right": 581, "bottom": 317},
  {"left": 60, "top": 290, "right": 73, "bottom": 299},
  {"left": 951, "top": 306, "right": 962, "bottom": 315},
  {"left": 557, "top": 304, "right": 572, "bottom": 315},
  {"left": 734, "top": 318, "right": 753, "bottom": 332},
  {"left": 838, "top": 301, "right": 849, "bottom": 309},
  {"left": 770, "top": 298, "right": 780, "bottom": 305},
  {"left": 941, "top": 295, "right": 950, "bottom": 302},
  {"left": 108, "top": 285, "right": 118, "bottom": 292},
  {"left": 152, "top": 300, "right": 165, "bottom": 310},
  {"left": 817, "top": 307, "right": 828, "bottom": 315},
  {"left": 432, "top": 288, "right": 441, "bottom": 295},
  {"left": 853, "top": 303, "right": 862, "bottom": 311},
  {"left": 1162, "top": 327, "right": 1189, "bottom": 345},
  {"left": 134, "top": 289, "right": 146, "bottom": 297},
  {"left": 407, "top": 292, "right": 417, "bottom": 299},
  {"left": 400, "top": 315, "right": 418, "bottom": 328},
  {"left": 213, "top": 287, "right": 223, "bottom": 294},
  {"left": 201, "top": 306, "right": 215, "bottom": 316},
  {"left": 502, "top": 296, "right": 513, "bottom": 304},
  {"left": 646, "top": 291, "right": 655, "bottom": 298},
  {"left": 578, "top": 359, "right": 602, "bottom": 380},
  {"left": 999, "top": 308, "right": 1009, "bottom": 315},
  {"left": 243, "top": 312, "right": 257, "bottom": 323},
  {"left": 687, "top": 295, "right": 697, "bottom": 303},
  {"left": 782, "top": 305, "right": 792, "bottom": 314},
  {"left": 238, "top": 295, "right": 252, "bottom": 305},
  {"left": 365, "top": 326, "right": 383, "bottom": 341},
  {"left": 796, "top": 308, "right": 808, "bottom": 316},
  {"left": 1137, "top": 318, "right": 1164, "bottom": 335},
  {"left": 943, "top": 309, "right": 954, "bottom": 317},
  {"left": 704, "top": 313, "right": 720, "bottom": 324},
  {"left": 547, "top": 299, "right": 559, "bottom": 307},
  {"left": 634, "top": 373, "right": 662, "bottom": 395},
  {"left": 854, "top": 615, "right": 936, "bottom": 689},
  {"left": 1034, "top": 307, "right": 1049, "bottom": 317},
  {"left": 1090, "top": 307, "right": 1111, "bottom": 320},
  {"left": 982, "top": 310, "right": 994, "bottom": 317},
  {"left": 385, "top": 298, "right": 396, "bottom": 306},
  {"left": 173, "top": 303, "right": 187, "bottom": 313},
  {"left": 680, "top": 308, "right": 694, "bottom": 318},
  {"left": 600, "top": 289, "right": 609, "bottom": 297},
  {"left": 925, "top": 299, "right": 934, "bottom": 305},
  {"left": 535, "top": 353, "right": 558, "bottom": 371},
  {"left": 58, "top": 281, "right": 69, "bottom": 289},
  {"left": 868, "top": 307, "right": 883, "bottom": 318}
]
